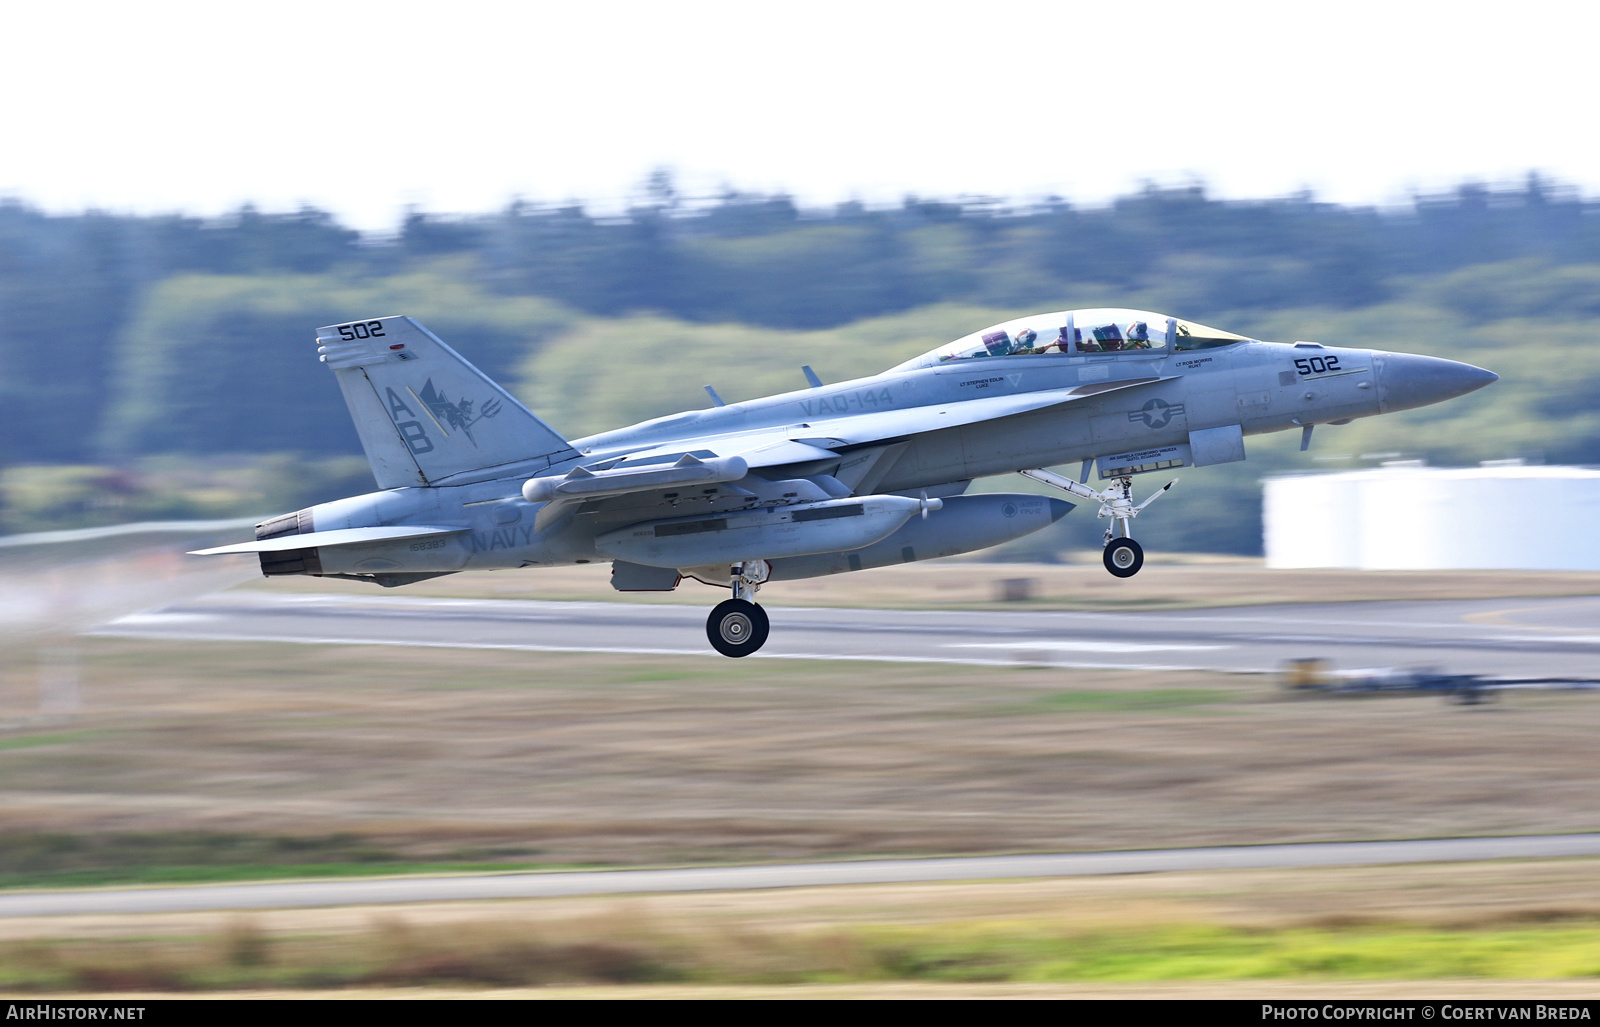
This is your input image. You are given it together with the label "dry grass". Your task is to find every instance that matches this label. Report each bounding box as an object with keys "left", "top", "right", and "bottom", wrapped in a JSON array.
[
  {"left": 9, "top": 861, "right": 1600, "bottom": 991},
  {"left": 237, "top": 559, "right": 1600, "bottom": 611},
  {"left": 0, "top": 639, "right": 1598, "bottom": 865},
  {"left": 10, "top": 858, "right": 1600, "bottom": 944}
]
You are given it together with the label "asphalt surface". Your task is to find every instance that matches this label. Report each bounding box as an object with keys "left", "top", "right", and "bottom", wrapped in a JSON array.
[
  {"left": 95, "top": 590, "right": 1600, "bottom": 677},
  {"left": 5, "top": 835, "right": 1600, "bottom": 917}
]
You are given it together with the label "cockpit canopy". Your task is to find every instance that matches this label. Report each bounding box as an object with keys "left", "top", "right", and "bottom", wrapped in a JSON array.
[{"left": 890, "top": 308, "right": 1252, "bottom": 372}]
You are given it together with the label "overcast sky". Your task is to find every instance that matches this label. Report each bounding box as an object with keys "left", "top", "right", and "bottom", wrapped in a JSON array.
[{"left": 2, "top": 0, "right": 1590, "bottom": 230}]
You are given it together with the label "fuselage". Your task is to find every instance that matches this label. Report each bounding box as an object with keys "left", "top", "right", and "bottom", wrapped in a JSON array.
[{"left": 581, "top": 339, "right": 1376, "bottom": 487}]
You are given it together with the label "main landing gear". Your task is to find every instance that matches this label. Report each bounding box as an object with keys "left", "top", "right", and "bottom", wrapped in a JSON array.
[
  {"left": 706, "top": 560, "right": 771, "bottom": 658},
  {"left": 1103, "top": 536, "right": 1143, "bottom": 578},
  {"left": 1021, "top": 468, "right": 1176, "bottom": 579}
]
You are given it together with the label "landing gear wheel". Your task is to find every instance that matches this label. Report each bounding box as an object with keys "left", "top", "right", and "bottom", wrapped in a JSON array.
[
  {"left": 1103, "top": 537, "right": 1144, "bottom": 578},
  {"left": 707, "top": 599, "right": 770, "bottom": 658}
]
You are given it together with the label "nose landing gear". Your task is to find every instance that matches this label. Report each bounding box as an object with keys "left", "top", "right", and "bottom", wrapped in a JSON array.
[
  {"left": 1021, "top": 468, "right": 1176, "bottom": 579},
  {"left": 706, "top": 560, "right": 771, "bottom": 658}
]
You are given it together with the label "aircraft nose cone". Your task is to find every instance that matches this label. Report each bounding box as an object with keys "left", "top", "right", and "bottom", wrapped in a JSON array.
[{"left": 1374, "top": 352, "right": 1498, "bottom": 414}]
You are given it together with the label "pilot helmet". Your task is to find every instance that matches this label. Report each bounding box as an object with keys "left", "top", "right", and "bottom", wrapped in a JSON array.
[
  {"left": 1127, "top": 321, "right": 1150, "bottom": 341},
  {"left": 1014, "top": 328, "right": 1037, "bottom": 349}
]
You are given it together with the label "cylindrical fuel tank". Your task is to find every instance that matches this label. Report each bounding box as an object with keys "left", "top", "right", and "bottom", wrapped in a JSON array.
[
  {"left": 767, "top": 492, "right": 1073, "bottom": 580},
  {"left": 596, "top": 495, "right": 924, "bottom": 568}
]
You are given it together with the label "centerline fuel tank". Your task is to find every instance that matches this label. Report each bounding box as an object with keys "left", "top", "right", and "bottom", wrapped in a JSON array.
[
  {"left": 769, "top": 492, "right": 1074, "bottom": 579},
  {"left": 595, "top": 495, "right": 929, "bottom": 568}
]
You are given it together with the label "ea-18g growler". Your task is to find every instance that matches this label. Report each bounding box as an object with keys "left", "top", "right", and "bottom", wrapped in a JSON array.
[{"left": 193, "top": 310, "right": 1496, "bottom": 656}]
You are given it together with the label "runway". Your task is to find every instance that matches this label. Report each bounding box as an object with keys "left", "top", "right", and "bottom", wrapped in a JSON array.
[
  {"left": 4, "top": 834, "right": 1600, "bottom": 917},
  {"left": 95, "top": 590, "right": 1600, "bottom": 677}
]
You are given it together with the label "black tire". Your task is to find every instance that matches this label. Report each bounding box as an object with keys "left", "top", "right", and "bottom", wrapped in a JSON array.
[
  {"left": 706, "top": 599, "right": 770, "bottom": 657},
  {"left": 1103, "top": 537, "right": 1144, "bottom": 578}
]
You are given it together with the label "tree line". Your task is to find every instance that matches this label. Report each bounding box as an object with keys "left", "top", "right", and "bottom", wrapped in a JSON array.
[{"left": 2, "top": 175, "right": 1597, "bottom": 549}]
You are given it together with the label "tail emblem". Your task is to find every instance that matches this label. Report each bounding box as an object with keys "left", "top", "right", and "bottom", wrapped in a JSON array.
[
  {"left": 417, "top": 379, "right": 502, "bottom": 446},
  {"left": 385, "top": 379, "right": 503, "bottom": 452}
]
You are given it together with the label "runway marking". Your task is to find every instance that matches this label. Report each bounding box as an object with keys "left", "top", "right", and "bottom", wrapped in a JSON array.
[
  {"left": 3, "top": 834, "right": 1599, "bottom": 918},
  {"left": 182, "top": 593, "right": 1600, "bottom": 638},
  {"left": 1463, "top": 607, "right": 1538, "bottom": 629},
  {"left": 86, "top": 628, "right": 1213, "bottom": 672},
  {"left": 1161, "top": 614, "right": 1495, "bottom": 631},
  {"left": 1463, "top": 603, "right": 1600, "bottom": 637},
  {"left": 947, "top": 641, "right": 1229, "bottom": 654}
]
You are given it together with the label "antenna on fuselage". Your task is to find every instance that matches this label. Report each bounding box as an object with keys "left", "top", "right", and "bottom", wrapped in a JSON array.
[
  {"left": 802, "top": 366, "right": 823, "bottom": 389},
  {"left": 704, "top": 385, "right": 726, "bottom": 407}
]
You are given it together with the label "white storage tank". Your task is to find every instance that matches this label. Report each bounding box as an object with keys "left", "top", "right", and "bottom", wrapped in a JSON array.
[{"left": 1263, "top": 463, "right": 1600, "bottom": 570}]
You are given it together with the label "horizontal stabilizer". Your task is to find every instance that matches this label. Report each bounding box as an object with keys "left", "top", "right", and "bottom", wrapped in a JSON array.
[{"left": 190, "top": 525, "right": 468, "bottom": 556}]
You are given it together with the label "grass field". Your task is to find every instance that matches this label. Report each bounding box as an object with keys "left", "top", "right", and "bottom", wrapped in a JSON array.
[
  {"left": 5, "top": 860, "right": 1600, "bottom": 992},
  {"left": 1, "top": 634, "right": 1599, "bottom": 872}
]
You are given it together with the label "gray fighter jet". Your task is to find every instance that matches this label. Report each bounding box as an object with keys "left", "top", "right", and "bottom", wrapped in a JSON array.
[{"left": 193, "top": 309, "right": 1496, "bottom": 656}]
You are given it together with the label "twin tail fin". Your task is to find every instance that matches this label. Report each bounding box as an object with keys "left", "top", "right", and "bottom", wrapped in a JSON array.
[{"left": 316, "top": 316, "right": 577, "bottom": 488}]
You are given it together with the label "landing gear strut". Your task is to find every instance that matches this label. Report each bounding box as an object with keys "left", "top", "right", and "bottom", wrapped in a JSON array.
[
  {"left": 706, "top": 560, "right": 771, "bottom": 658},
  {"left": 1021, "top": 468, "right": 1176, "bottom": 579}
]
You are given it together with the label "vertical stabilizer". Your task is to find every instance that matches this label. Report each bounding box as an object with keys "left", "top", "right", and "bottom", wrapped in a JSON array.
[{"left": 316, "top": 316, "right": 578, "bottom": 488}]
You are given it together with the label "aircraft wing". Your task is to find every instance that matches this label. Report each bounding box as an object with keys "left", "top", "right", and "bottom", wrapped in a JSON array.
[
  {"left": 528, "top": 375, "right": 1175, "bottom": 528},
  {"left": 618, "top": 375, "right": 1175, "bottom": 466},
  {"left": 190, "top": 525, "right": 469, "bottom": 556},
  {"left": 795, "top": 375, "right": 1173, "bottom": 448}
]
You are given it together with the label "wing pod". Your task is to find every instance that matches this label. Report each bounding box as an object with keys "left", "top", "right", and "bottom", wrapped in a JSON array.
[
  {"left": 595, "top": 494, "right": 937, "bottom": 568},
  {"left": 522, "top": 454, "right": 749, "bottom": 504}
]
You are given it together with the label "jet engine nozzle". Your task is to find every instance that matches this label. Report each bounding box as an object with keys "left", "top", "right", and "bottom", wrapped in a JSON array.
[{"left": 1373, "top": 352, "right": 1498, "bottom": 415}]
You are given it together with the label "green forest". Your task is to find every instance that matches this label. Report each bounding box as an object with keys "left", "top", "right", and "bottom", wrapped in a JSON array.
[{"left": 1, "top": 175, "right": 1594, "bottom": 554}]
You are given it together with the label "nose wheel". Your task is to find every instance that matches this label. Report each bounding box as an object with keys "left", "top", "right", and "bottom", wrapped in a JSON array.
[
  {"left": 1022, "top": 468, "right": 1176, "bottom": 579},
  {"left": 707, "top": 599, "right": 769, "bottom": 657},
  {"left": 1102, "top": 537, "right": 1144, "bottom": 578}
]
